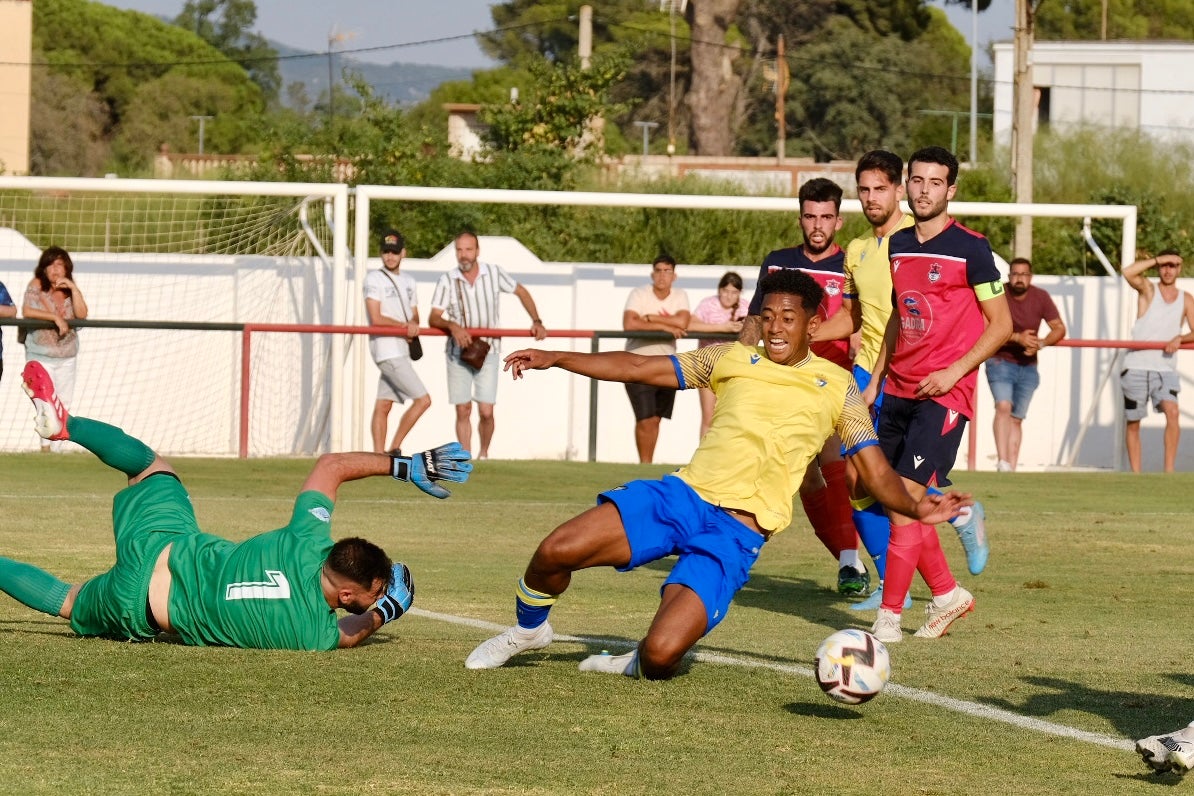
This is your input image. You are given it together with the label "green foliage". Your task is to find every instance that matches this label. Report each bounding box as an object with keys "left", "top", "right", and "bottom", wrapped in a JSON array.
[
  {"left": 481, "top": 51, "right": 633, "bottom": 158},
  {"left": 174, "top": 0, "right": 281, "bottom": 102},
  {"left": 1036, "top": 0, "right": 1194, "bottom": 40},
  {"left": 31, "top": 0, "right": 265, "bottom": 174}
]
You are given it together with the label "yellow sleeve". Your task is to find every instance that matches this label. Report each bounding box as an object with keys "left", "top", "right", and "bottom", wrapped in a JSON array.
[
  {"left": 836, "top": 380, "right": 879, "bottom": 455},
  {"left": 673, "top": 343, "right": 733, "bottom": 390}
]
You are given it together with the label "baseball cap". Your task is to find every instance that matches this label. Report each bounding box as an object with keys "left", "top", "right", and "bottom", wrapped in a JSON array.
[{"left": 380, "top": 229, "right": 405, "bottom": 254}]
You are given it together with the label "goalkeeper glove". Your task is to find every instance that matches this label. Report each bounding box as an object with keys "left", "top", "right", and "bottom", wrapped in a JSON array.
[
  {"left": 390, "top": 442, "right": 473, "bottom": 499},
  {"left": 374, "top": 562, "right": 414, "bottom": 624}
]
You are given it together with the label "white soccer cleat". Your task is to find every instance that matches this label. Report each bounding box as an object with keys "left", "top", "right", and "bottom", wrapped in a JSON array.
[
  {"left": 578, "top": 649, "right": 638, "bottom": 676},
  {"left": 1137, "top": 723, "right": 1194, "bottom": 774},
  {"left": 870, "top": 608, "right": 903, "bottom": 644},
  {"left": 465, "top": 622, "right": 553, "bottom": 670},
  {"left": 21, "top": 361, "right": 69, "bottom": 441},
  {"left": 914, "top": 586, "right": 975, "bottom": 638}
]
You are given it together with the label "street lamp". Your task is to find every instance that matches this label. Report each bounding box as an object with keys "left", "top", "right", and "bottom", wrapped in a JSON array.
[
  {"left": 189, "top": 115, "right": 213, "bottom": 155},
  {"left": 633, "top": 121, "right": 660, "bottom": 157}
]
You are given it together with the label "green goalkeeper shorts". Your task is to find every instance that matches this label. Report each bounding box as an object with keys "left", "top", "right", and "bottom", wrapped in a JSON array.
[{"left": 70, "top": 473, "right": 199, "bottom": 640}]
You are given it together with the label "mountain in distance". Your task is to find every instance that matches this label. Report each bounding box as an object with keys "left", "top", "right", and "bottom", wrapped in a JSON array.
[{"left": 273, "top": 40, "right": 476, "bottom": 107}]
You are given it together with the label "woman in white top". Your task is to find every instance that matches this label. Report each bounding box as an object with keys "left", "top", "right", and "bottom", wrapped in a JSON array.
[{"left": 687, "top": 271, "right": 746, "bottom": 438}]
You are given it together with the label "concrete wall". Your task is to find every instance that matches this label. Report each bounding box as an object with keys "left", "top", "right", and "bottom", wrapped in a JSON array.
[
  {"left": 2, "top": 236, "right": 1191, "bottom": 472},
  {"left": 0, "top": 0, "right": 31, "bottom": 175}
]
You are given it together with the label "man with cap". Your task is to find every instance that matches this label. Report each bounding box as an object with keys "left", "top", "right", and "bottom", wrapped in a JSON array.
[{"left": 364, "top": 229, "right": 431, "bottom": 455}]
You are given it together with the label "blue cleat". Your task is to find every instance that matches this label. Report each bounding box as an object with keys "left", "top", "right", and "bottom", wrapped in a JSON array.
[
  {"left": 953, "top": 501, "right": 989, "bottom": 576},
  {"left": 849, "top": 583, "right": 912, "bottom": 612}
]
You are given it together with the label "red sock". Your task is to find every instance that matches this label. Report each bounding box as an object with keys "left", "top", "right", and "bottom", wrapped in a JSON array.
[
  {"left": 880, "top": 521, "right": 920, "bottom": 612},
  {"left": 820, "top": 460, "right": 859, "bottom": 555},
  {"left": 800, "top": 486, "right": 841, "bottom": 558},
  {"left": 916, "top": 522, "right": 957, "bottom": 596}
]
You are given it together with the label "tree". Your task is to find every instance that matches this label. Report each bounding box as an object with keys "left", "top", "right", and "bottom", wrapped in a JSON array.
[
  {"left": 174, "top": 0, "right": 281, "bottom": 103},
  {"left": 1036, "top": 0, "right": 1194, "bottom": 39},
  {"left": 684, "top": 0, "right": 746, "bottom": 156}
]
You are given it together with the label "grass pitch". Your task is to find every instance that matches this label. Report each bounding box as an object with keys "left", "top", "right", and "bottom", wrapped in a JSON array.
[{"left": 0, "top": 454, "right": 1191, "bottom": 794}]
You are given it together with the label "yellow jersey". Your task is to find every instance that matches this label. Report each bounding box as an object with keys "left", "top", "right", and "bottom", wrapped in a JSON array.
[
  {"left": 843, "top": 213, "right": 915, "bottom": 372},
  {"left": 671, "top": 343, "right": 878, "bottom": 532}
]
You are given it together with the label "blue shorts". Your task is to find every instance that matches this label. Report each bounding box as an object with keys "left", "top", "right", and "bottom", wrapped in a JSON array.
[
  {"left": 446, "top": 346, "right": 500, "bottom": 405},
  {"left": 598, "top": 475, "right": 764, "bottom": 633},
  {"left": 985, "top": 358, "right": 1040, "bottom": 420},
  {"left": 853, "top": 364, "right": 884, "bottom": 428}
]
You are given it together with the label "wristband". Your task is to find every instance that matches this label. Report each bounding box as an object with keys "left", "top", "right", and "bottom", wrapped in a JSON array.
[{"left": 390, "top": 455, "right": 411, "bottom": 481}]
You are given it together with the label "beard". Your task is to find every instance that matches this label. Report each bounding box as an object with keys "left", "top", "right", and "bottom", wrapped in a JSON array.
[{"left": 1009, "top": 283, "right": 1029, "bottom": 296}]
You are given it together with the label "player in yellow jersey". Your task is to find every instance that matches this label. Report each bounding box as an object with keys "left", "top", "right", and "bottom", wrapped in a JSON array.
[
  {"left": 464, "top": 269, "right": 971, "bottom": 680},
  {"left": 818, "top": 150, "right": 989, "bottom": 613}
]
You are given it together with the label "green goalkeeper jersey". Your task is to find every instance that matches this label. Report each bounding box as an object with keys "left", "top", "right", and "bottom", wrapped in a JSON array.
[{"left": 165, "top": 491, "right": 341, "bottom": 651}]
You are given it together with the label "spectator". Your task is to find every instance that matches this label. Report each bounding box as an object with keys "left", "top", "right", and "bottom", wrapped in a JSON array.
[
  {"left": 1121, "top": 250, "right": 1194, "bottom": 473},
  {"left": 622, "top": 254, "right": 690, "bottom": 463},
  {"left": 22, "top": 246, "right": 89, "bottom": 453},
  {"left": 428, "top": 232, "right": 547, "bottom": 460},
  {"left": 985, "top": 257, "right": 1066, "bottom": 472},
  {"left": 687, "top": 271, "right": 746, "bottom": 437},
  {"left": 364, "top": 228, "right": 431, "bottom": 455}
]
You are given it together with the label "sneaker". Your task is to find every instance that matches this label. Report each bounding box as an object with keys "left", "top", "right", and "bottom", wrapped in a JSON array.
[
  {"left": 464, "top": 622, "right": 553, "bottom": 670},
  {"left": 837, "top": 565, "right": 870, "bottom": 596},
  {"left": 849, "top": 583, "right": 913, "bottom": 612},
  {"left": 1137, "top": 724, "right": 1194, "bottom": 773},
  {"left": 952, "top": 502, "right": 989, "bottom": 576},
  {"left": 914, "top": 586, "right": 975, "bottom": 638},
  {"left": 871, "top": 608, "right": 903, "bottom": 644},
  {"left": 996, "top": 460, "right": 1013, "bottom": 473},
  {"left": 578, "top": 649, "right": 638, "bottom": 676},
  {"left": 21, "top": 361, "right": 69, "bottom": 441}
]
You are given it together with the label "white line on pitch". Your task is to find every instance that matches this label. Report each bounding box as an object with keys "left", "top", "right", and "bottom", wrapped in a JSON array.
[{"left": 411, "top": 606, "right": 1134, "bottom": 752}]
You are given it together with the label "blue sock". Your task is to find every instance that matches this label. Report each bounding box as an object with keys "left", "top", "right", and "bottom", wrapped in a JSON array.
[
  {"left": 514, "top": 578, "right": 556, "bottom": 629},
  {"left": 851, "top": 499, "right": 890, "bottom": 580}
]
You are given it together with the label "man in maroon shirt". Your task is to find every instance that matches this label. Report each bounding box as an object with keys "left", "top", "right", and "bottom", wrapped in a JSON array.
[{"left": 984, "top": 258, "right": 1066, "bottom": 472}]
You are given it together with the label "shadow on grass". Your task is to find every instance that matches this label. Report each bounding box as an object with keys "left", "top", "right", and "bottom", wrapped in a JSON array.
[
  {"left": 982, "top": 675, "right": 1194, "bottom": 741},
  {"left": 783, "top": 701, "right": 869, "bottom": 720},
  {"left": 1110, "top": 771, "right": 1189, "bottom": 787}
]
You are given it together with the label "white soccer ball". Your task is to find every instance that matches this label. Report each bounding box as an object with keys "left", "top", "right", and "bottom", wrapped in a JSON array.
[{"left": 814, "top": 628, "right": 891, "bottom": 705}]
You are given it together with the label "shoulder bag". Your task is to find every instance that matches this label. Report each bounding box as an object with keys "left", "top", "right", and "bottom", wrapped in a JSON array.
[
  {"left": 380, "top": 270, "right": 422, "bottom": 360},
  {"left": 455, "top": 279, "right": 490, "bottom": 371}
]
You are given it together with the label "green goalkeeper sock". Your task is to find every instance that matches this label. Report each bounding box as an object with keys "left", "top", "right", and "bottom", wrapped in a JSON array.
[
  {"left": 67, "top": 417, "right": 156, "bottom": 477},
  {"left": 0, "top": 558, "right": 71, "bottom": 616}
]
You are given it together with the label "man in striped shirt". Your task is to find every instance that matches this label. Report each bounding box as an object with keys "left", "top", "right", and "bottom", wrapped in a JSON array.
[{"left": 429, "top": 232, "right": 548, "bottom": 459}]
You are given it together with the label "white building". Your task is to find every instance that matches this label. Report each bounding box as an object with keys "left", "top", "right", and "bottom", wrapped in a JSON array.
[{"left": 992, "top": 41, "right": 1194, "bottom": 145}]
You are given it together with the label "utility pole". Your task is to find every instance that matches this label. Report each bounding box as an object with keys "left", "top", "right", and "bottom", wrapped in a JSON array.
[
  {"left": 579, "top": 5, "right": 592, "bottom": 69},
  {"left": 968, "top": 0, "right": 978, "bottom": 167},
  {"left": 189, "top": 115, "right": 213, "bottom": 155},
  {"left": 775, "top": 34, "right": 787, "bottom": 164},
  {"left": 1012, "top": 0, "right": 1035, "bottom": 258}
]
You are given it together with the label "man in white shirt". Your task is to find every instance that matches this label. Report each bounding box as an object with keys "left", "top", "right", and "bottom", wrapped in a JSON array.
[
  {"left": 622, "top": 254, "right": 690, "bottom": 463},
  {"left": 364, "top": 229, "right": 430, "bottom": 454}
]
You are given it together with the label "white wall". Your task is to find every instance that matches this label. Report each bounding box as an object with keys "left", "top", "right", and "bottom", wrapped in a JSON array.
[{"left": 3, "top": 238, "right": 1192, "bottom": 472}]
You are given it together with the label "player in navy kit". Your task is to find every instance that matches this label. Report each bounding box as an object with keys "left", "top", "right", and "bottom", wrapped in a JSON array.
[{"left": 864, "top": 147, "right": 1011, "bottom": 644}]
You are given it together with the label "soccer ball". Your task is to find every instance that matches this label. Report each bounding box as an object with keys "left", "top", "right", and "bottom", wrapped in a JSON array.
[{"left": 814, "top": 628, "right": 891, "bottom": 705}]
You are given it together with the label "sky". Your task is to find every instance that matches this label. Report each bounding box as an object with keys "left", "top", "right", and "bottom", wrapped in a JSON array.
[{"left": 103, "top": 0, "right": 1015, "bottom": 70}]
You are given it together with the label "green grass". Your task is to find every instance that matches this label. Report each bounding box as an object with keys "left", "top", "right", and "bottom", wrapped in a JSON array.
[{"left": 0, "top": 455, "right": 1192, "bottom": 794}]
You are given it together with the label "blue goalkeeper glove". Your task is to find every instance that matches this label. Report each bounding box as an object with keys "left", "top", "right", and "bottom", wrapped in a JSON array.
[
  {"left": 390, "top": 442, "right": 473, "bottom": 499},
  {"left": 374, "top": 562, "right": 414, "bottom": 624}
]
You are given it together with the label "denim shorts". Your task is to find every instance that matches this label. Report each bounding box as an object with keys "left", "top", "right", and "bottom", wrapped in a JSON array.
[{"left": 985, "top": 358, "right": 1040, "bottom": 420}]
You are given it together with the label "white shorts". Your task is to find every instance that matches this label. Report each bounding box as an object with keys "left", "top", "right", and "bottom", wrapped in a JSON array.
[
  {"left": 446, "top": 347, "right": 500, "bottom": 405},
  {"left": 375, "top": 357, "right": 428, "bottom": 403}
]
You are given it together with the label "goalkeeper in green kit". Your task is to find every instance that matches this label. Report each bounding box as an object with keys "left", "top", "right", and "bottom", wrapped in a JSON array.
[{"left": 0, "top": 361, "right": 473, "bottom": 651}]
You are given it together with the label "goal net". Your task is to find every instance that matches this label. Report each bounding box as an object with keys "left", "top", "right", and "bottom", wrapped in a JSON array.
[{"left": 0, "top": 178, "right": 348, "bottom": 456}]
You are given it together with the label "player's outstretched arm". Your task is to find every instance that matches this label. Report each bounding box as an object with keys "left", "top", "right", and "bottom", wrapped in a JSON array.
[
  {"left": 850, "top": 446, "right": 972, "bottom": 523},
  {"left": 504, "top": 348, "right": 680, "bottom": 388},
  {"left": 301, "top": 447, "right": 473, "bottom": 502}
]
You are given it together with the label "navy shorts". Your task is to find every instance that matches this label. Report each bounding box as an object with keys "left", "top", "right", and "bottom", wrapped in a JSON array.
[
  {"left": 625, "top": 382, "right": 676, "bottom": 421},
  {"left": 876, "top": 395, "right": 967, "bottom": 488},
  {"left": 598, "top": 475, "right": 764, "bottom": 633}
]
